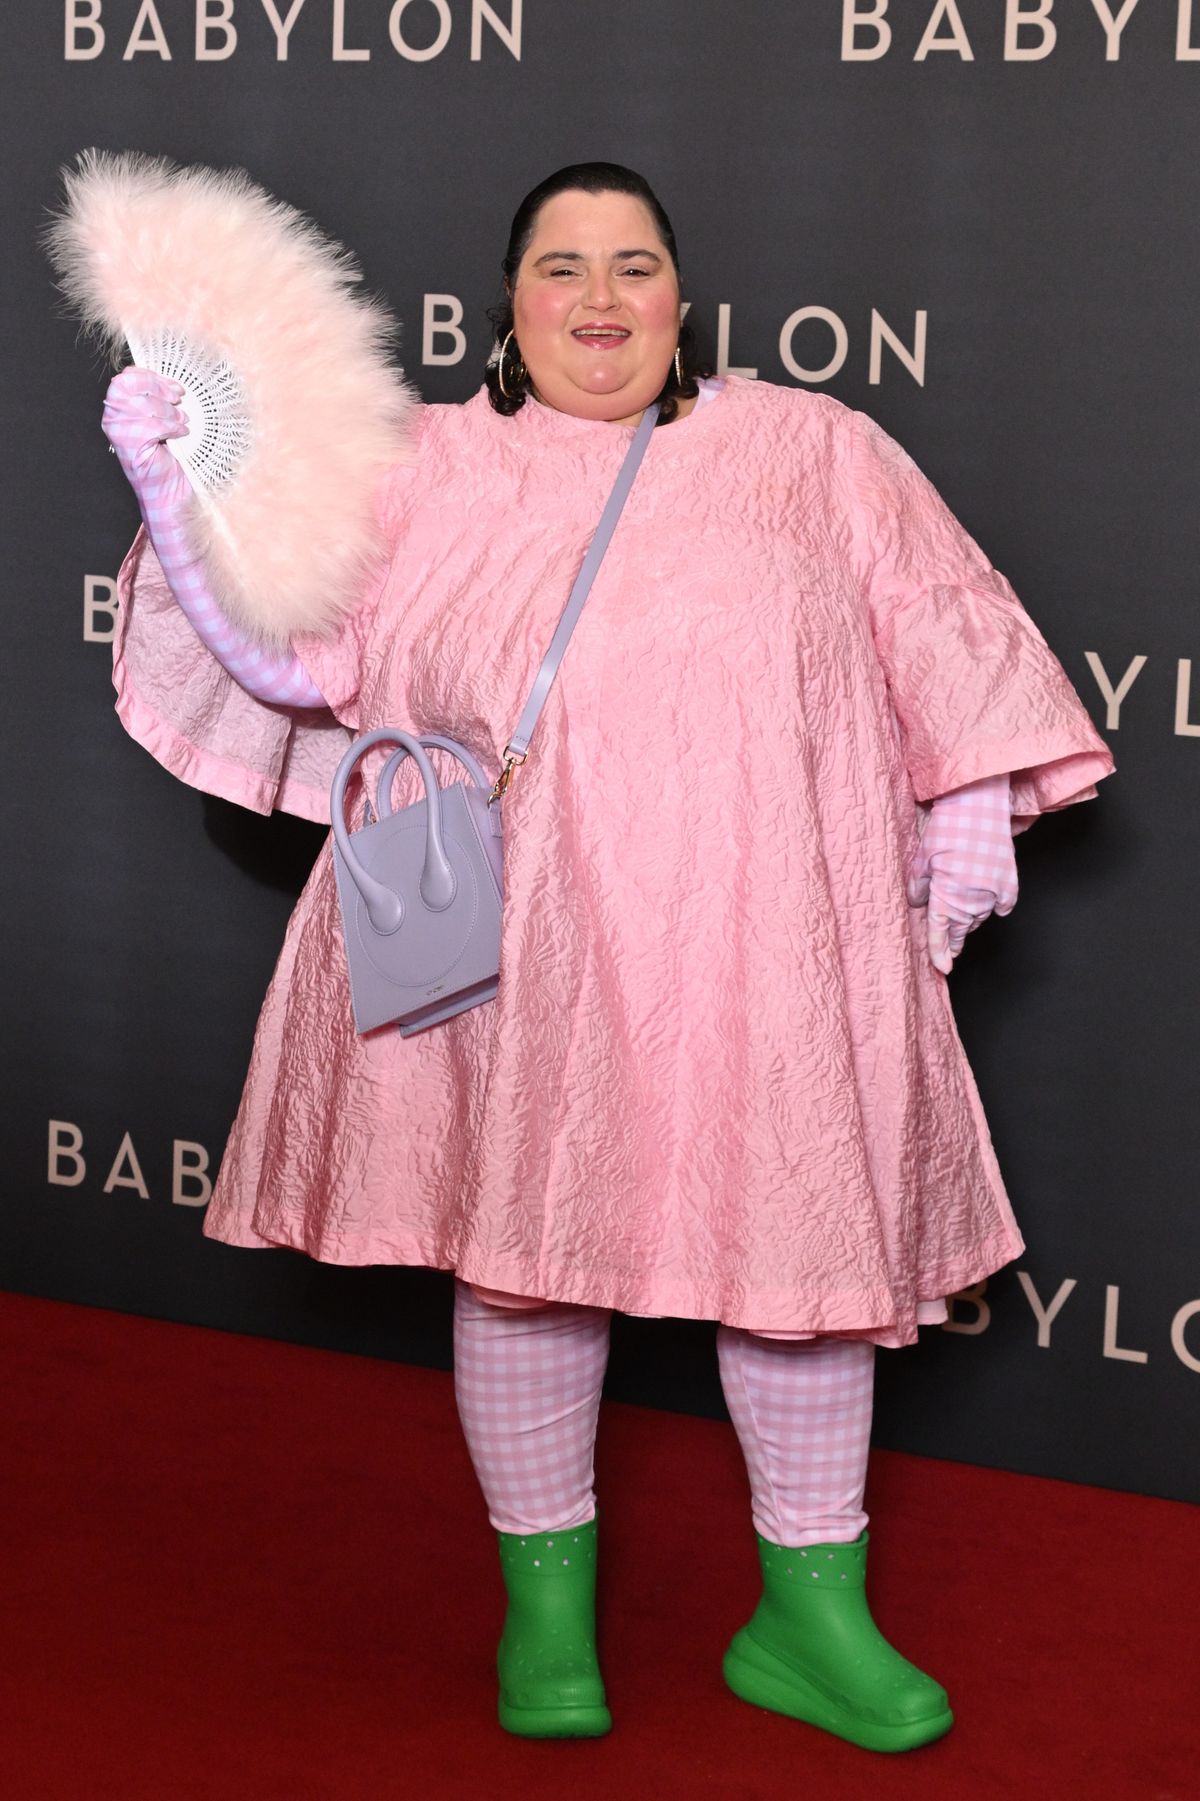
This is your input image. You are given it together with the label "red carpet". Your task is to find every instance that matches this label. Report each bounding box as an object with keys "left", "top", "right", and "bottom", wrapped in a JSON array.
[{"left": 2, "top": 1292, "right": 1192, "bottom": 1801}]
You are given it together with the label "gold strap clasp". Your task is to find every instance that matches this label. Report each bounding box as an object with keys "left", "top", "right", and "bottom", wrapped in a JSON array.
[{"left": 487, "top": 746, "right": 526, "bottom": 807}]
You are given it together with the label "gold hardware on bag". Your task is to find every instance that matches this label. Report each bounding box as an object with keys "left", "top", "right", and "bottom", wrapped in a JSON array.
[{"left": 487, "top": 746, "right": 526, "bottom": 807}]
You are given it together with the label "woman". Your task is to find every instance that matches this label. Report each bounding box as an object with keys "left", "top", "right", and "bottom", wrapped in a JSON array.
[{"left": 102, "top": 162, "right": 1114, "bottom": 1751}]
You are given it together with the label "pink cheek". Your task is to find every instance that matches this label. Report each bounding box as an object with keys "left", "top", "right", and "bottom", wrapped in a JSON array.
[
  {"left": 634, "top": 289, "right": 683, "bottom": 331},
  {"left": 517, "top": 292, "right": 574, "bottom": 336}
]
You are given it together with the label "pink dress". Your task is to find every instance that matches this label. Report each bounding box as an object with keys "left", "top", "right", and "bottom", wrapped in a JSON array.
[{"left": 112, "top": 377, "right": 1114, "bottom": 1343}]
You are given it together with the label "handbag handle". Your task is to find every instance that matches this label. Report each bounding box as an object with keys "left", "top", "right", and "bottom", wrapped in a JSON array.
[
  {"left": 376, "top": 734, "right": 493, "bottom": 818},
  {"left": 330, "top": 727, "right": 457, "bottom": 932}
]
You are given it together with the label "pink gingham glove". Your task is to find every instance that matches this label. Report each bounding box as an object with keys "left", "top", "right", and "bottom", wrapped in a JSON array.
[
  {"left": 906, "top": 773, "right": 1017, "bottom": 974},
  {"left": 101, "top": 367, "right": 326, "bottom": 707}
]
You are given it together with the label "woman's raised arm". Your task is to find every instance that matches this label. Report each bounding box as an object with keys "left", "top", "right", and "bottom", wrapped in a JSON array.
[{"left": 102, "top": 367, "right": 328, "bottom": 708}]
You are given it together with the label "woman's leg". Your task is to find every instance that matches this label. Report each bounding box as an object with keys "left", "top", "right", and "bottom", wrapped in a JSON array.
[
  {"left": 453, "top": 1280, "right": 611, "bottom": 1533},
  {"left": 717, "top": 1327, "right": 953, "bottom": 1753},
  {"left": 715, "top": 1328, "right": 874, "bottom": 1546},
  {"left": 452, "top": 1279, "right": 613, "bottom": 1738}
]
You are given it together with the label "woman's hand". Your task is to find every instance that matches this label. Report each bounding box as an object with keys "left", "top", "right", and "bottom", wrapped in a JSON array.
[
  {"left": 906, "top": 773, "right": 1017, "bottom": 974},
  {"left": 102, "top": 365, "right": 191, "bottom": 504}
]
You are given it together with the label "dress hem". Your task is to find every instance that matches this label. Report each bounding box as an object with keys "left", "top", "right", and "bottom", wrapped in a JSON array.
[{"left": 200, "top": 1209, "right": 1022, "bottom": 1347}]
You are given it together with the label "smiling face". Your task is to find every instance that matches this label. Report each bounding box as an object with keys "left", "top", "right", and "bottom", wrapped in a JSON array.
[{"left": 510, "top": 188, "right": 683, "bottom": 425}]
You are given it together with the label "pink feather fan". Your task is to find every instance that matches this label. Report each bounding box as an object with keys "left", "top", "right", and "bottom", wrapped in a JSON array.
[{"left": 46, "top": 150, "right": 418, "bottom": 644}]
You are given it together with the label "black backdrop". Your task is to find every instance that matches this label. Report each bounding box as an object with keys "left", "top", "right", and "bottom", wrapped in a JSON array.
[{"left": 4, "top": 1, "right": 1198, "bottom": 1504}]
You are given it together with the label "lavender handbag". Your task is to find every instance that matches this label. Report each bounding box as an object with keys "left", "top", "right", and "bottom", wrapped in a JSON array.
[{"left": 330, "top": 402, "right": 659, "bottom": 1037}]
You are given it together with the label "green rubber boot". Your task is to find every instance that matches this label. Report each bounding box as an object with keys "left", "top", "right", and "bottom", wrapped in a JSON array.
[
  {"left": 495, "top": 1518, "right": 612, "bottom": 1738},
  {"left": 722, "top": 1531, "right": 954, "bottom": 1753}
]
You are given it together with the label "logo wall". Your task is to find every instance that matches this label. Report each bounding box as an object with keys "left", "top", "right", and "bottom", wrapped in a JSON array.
[
  {"left": 61, "top": 1, "right": 1200, "bottom": 64},
  {"left": 64, "top": 0, "right": 522, "bottom": 61},
  {"left": 945, "top": 1274, "right": 1200, "bottom": 1373},
  {"left": 841, "top": 0, "right": 1200, "bottom": 62},
  {"left": 48, "top": 1119, "right": 213, "bottom": 1207}
]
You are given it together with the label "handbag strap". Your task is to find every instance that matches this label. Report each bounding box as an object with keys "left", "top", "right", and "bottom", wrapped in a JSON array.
[{"left": 488, "top": 400, "right": 659, "bottom": 803}]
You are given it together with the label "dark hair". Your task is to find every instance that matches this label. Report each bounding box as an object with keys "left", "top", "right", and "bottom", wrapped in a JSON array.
[{"left": 484, "top": 162, "right": 710, "bottom": 426}]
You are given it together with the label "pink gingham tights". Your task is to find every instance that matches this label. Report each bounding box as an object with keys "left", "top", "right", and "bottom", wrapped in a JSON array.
[
  {"left": 453, "top": 1281, "right": 873, "bottom": 1546},
  {"left": 454, "top": 1282, "right": 610, "bottom": 1535}
]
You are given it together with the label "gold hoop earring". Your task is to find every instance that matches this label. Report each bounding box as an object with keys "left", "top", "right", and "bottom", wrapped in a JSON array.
[
  {"left": 498, "top": 329, "right": 526, "bottom": 401},
  {"left": 674, "top": 346, "right": 684, "bottom": 387}
]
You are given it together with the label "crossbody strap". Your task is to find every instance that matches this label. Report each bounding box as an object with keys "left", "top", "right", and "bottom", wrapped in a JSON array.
[{"left": 488, "top": 400, "right": 659, "bottom": 804}]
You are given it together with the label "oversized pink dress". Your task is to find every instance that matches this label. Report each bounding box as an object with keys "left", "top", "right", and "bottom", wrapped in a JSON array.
[{"left": 112, "top": 376, "right": 1114, "bottom": 1343}]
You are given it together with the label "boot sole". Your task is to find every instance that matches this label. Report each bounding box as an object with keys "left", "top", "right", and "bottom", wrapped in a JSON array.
[
  {"left": 498, "top": 1698, "right": 613, "bottom": 1739},
  {"left": 723, "top": 1630, "right": 954, "bottom": 1754}
]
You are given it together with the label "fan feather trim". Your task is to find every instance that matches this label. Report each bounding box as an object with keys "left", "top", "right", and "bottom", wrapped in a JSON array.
[{"left": 46, "top": 149, "right": 418, "bottom": 644}]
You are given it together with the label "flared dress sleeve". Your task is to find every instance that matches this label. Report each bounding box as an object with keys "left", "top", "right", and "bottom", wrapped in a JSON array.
[
  {"left": 111, "top": 464, "right": 407, "bottom": 824},
  {"left": 846, "top": 410, "right": 1114, "bottom": 830}
]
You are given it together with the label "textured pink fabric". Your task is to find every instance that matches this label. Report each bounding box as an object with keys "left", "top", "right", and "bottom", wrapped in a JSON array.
[
  {"left": 112, "top": 537, "right": 348, "bottom": 822},
  {"left": 717, "top": 1329, "right": 874, "bottom": 1546},
  {"left": 102, "top": 369, "right": 327, "bottom": 707},
  {"left": 114, "top": 377, "right": 1115, "bottom": 1338},
  {"left": 908, "top": 772, "right": 1018, "bottom": 973},
  {"left": 453, "top": 1280, "right": 610, "bottom": 1534}
]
